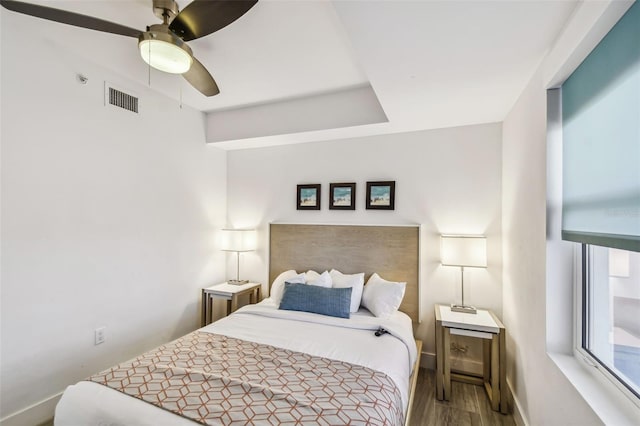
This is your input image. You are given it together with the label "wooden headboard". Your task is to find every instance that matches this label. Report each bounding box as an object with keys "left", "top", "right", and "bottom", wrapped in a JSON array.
[{"left": 269, "top": 223, "right": 420, "bottom": 322}]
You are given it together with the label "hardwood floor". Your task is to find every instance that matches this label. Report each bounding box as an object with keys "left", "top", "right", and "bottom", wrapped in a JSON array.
[{"left": 410, "top": 368, "right": 516, "bottom": 426}]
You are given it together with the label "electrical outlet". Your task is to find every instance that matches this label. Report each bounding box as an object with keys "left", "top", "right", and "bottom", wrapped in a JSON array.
[{"left": 95, "top": 327, "right": 106, "bottom": 345}]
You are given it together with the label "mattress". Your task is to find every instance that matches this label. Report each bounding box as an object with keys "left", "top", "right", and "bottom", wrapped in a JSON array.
[{"left": 55, "top": 299, "right": 417, "bottom": 425}]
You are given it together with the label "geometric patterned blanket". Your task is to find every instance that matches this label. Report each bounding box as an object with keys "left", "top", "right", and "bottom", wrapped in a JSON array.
[{"left": 88, "top": 331, "right": 404, "bottom": 425}]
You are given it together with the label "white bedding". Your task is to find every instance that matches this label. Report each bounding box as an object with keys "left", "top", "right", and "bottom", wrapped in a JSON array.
[{"left": 55, "top": 299, "right": 417, "bottom": 425}]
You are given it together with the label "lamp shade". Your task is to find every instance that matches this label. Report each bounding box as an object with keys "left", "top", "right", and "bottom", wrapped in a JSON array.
[
  {"left": 221, "top": 229, "right": 256, "bottom": 252},
  {"left": 441, "top": 235, "right": 487, "bottom": 268}
]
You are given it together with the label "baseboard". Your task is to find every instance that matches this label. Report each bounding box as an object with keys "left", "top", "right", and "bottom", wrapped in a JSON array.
[
  {"left": 421, "top": 351, "right": 436, "bottom": 370},
  {"left": 0, "top": 392, "right": 62, "bottom": 426},
  {"left": 507, "top": 378, "right": 529, "bottom": 426}
]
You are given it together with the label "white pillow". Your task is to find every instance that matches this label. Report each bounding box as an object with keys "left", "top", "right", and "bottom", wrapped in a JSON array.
[
  {"left": 330, "top": 269, "right": 365, "bottom": 313},
  {"left": 305, "top": 270, "right": 320, "bottom": 282},
  {"left": 361, "top": 273, "right": 406, "bottom": 318},
  {"left": 270, "top": 270, "right": 305, "bottom": 305},
  {"left": 306, "top": 270, "right": 332, "bottom": 288}
]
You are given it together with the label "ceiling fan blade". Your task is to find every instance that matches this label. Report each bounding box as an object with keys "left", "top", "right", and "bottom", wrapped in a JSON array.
[
  {"left": 169, "top": 0, "right": 257, "bottom": 42},
  {"left": 0, "top": 0, "right": 142, "bottom": 38},
  {"left": 182, "top": 57, "right": 220, "bottom": 97}
]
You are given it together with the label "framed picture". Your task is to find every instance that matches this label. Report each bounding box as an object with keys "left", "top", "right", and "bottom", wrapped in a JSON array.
[
  {"left": 366, "top": 181, "right": 395, "bottom": 210},
  {"left": 329, "top": 183, "right": 356, "bottom": 210},
  {"left": 297, "top": 184, "right": 321, "bottom": 210}
]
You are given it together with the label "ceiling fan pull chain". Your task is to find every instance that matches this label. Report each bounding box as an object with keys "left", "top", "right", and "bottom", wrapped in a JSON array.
[{"left": 148, "top": 40, "right": 152, "bottom": 87}]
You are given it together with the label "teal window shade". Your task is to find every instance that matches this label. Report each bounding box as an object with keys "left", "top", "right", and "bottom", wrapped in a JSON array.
[{"left": 561, "top": 1, "right": 640, "bottom": 252}]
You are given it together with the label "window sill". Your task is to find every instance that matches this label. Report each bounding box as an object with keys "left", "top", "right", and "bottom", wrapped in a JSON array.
[{"left": 548, "top": 352, "right": 640, "bottom": 426}]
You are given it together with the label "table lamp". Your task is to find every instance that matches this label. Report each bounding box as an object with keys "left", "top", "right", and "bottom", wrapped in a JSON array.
[
  {"left": 221, "top": 229, "right": 256, "bottom": 285},
  {"left": 441, "top": 235, "right": 487, "bottom": 314}
]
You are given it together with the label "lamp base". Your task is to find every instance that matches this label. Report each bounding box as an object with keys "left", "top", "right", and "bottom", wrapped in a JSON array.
[
  {"left": 451, "top": 304, "right": 477, "bottom": 314},
  {"left": 227, "top": 279, "right": 249, "bottom": 286}
]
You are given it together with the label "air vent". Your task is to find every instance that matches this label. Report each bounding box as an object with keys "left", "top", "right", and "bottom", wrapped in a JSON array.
[{"left": 104, "top": 82, "right": 139, "bottom": 114}]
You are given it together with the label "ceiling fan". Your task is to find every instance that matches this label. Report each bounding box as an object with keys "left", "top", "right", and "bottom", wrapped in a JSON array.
[{"left": 0, "top": 0, "right": 258, "bottom": 96}]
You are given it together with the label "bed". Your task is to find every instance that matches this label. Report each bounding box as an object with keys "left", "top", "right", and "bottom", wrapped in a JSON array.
[{"left": 55, "top": 224, "right": 422, "bottom": 425}]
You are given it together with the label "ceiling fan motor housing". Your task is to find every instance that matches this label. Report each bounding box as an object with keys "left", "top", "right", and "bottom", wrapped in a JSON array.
[{"left": 152, "top": 0, "right": 179, "bottom": 23}]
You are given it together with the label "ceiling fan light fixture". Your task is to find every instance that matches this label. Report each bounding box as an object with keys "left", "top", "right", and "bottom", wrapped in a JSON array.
[{"left": 139, "top": 27, "right": 193, "bottom": 74}]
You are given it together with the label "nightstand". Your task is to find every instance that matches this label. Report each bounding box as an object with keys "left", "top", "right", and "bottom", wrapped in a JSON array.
[
  {"left": 434, "top": 304, "right": 507, "bottom": 413},
  {"left": 201, "top": 282, "right": 262, "bottom": 327}
]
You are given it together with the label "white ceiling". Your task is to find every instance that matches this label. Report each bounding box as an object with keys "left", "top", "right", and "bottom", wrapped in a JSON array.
[{"left": 2, "top": 0, "right": 579, "bottom": 145}]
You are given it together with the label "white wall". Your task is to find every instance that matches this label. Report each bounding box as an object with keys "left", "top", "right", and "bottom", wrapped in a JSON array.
[
  {"left": 501, "top": 1, "right": 638, "bottom": 424},
  {"left": 501, "top": 51, "right": 601, "bottom": 426},
  {"left": 226, "top": 123, "right": 503, "bottom": 361},
  {"left": 0, "top": 14, "right": 227, "bottom": 424}
]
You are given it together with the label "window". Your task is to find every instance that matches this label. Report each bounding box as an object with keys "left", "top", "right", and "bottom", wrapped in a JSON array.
[
  {"left": 581, "top": 244, "right": 640, "bottom": 400},
  {"left": 558, "top": 0, "right": 640, "bottom": 406}
]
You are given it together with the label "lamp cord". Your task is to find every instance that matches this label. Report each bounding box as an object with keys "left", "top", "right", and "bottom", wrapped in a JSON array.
[{"left": 148, "top": 40, "right": 151, "bottom": 87}]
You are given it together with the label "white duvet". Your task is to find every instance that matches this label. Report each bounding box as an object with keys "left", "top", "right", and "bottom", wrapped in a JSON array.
[{"left": 55, "top": 300, "right": 417, "bottom": 425}]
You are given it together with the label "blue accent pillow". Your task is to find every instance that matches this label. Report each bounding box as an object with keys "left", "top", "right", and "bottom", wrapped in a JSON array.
[{"left": 279, "top": 282, "right": 352, "bottom": 319}]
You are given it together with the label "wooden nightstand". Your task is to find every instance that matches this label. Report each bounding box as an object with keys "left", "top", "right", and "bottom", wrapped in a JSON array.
[
  {"left": 434, "top": 304, "right": 507, "bottom": 413},
  {"left": 201, "top": 282, "right": 262, "bottom": 327}
]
